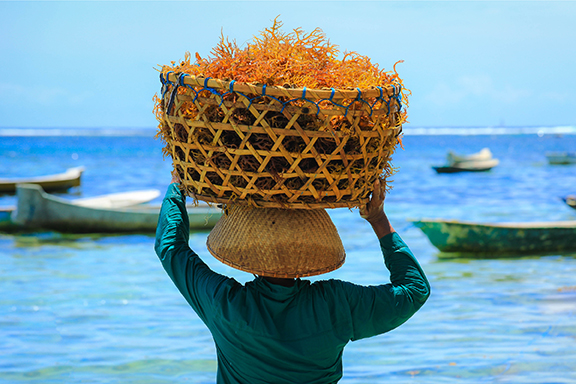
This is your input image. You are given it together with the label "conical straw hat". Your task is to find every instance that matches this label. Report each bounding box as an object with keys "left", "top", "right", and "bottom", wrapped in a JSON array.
[{"left": 206, "top": 205, "right": 345, "bottom": 278}]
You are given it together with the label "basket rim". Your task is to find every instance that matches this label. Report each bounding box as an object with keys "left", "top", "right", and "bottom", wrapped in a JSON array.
[
  {"left": 164, "top": 72, "right": 402, "bottom": 100},
  {"left": 185, "top": 192, "right": 370, "bottom": 210}
]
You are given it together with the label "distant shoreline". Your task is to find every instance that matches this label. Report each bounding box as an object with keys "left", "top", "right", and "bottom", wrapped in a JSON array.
[
  {"left": 402, "top": 125, "right": 576, "bottom": 136},
  {"left": 1, "top": 125, "right": 575, "bottom": 137},
  {"left": 0, "top": 127, "right": 157, "bottom": 137}
]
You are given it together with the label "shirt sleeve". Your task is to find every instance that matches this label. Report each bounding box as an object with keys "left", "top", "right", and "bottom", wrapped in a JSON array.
[
  {"left": 343, "top": 232, "right": 431, "bottom": 341},
  {"left": 154, "top": 183, "right": 232, "bottom": 324}
]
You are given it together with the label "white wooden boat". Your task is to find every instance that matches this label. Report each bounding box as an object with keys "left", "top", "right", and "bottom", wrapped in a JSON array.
[
  {"left": 446, "top": 148, "right": 493, "bottom": 163},
  {"left": 546, "top": 152, "right": 576, "bottom": 165},
  {"left": 0, "top": 166, "right": 85, "bottom": 194},
  {"left": 433, "top": 148, "right": 499, "bottom": 173},
  {"left": 433, "top": 159, "right": 500, "bottom": 173},
  {"left": 12, "top": 184, "right": 221, "bottom": 233}
]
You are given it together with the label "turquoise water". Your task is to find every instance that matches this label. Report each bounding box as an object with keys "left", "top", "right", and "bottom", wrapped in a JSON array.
[{"left": 1, "top": 129, "right": 575, "bottom": 383}]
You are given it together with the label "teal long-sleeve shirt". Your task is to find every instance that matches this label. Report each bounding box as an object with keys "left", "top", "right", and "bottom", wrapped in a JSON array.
[{"left": 154, "top": 183, "right": 430, "bottom": 384}]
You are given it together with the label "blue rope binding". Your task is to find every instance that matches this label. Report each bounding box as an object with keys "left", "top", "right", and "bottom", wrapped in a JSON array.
[{"left": 161, "top": 74, "right": 400, "bottom": 119}]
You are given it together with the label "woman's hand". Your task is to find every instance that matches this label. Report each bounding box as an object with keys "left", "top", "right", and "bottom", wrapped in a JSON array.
[
  {"left": 360, "top": 179, "right": 394, "bottom": 238},
  {"left": 360, "top": 179, "right": 385, "bottom": 223}
]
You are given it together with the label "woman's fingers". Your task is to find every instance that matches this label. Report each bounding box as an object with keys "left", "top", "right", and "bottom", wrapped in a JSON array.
[{"left": 360, "top": 179, "right": 385, "bottom": 219}]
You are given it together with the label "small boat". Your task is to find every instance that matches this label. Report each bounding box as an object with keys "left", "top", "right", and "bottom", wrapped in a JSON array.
[
  {"left": 546, "top": 152, "right": 576, "bottom": 165},
  {"left": 12, "top": 184, "right": 221, "bottom": 233},
  {"left": 447, "top": 147, "right": 493, "bottom": 163},
  {"left": 0, "top": 166, "right": 85, "bottom": 194},
  {"left": 433, "top": 159, "right": 500, "bottom": 173},
  {"left": 0, "top": 189, "right": 160, "bottom": 231},
  {"left": 412, "top": 218, "right": 576, "bottom": 254},
  {"left": 433, "top": 148, "right": 499, "bottom": 173},
  {"left": 563, "top": 195, "right": 576, "bottom": 210}
]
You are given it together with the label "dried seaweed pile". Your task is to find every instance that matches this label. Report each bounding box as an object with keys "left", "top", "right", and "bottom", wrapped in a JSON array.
[{"left": 153, "top": 19, "right": 408, "bottom": 209}]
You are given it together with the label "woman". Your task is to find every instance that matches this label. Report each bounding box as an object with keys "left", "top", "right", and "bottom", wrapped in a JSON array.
[{"left": 155, "top": 175, "right": 430, "bottom": 383}]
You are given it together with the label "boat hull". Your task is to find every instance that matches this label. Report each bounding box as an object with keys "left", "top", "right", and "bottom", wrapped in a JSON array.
[
  {"left": 13, "top": 184, "right": 221, "bottom": 233},
  {"left": 564, "top": 196, "right": 576, "bottom": 210},
  {"left": 433, "top": 159, "right": 499, "bottom": 174},
  {"left": 546, "top": 152, "right": 576, "bottom": 165},
  {"left": 413, "top": 219, "right": 576, "bottom": 254},
  {"left": 0, "top": 167, "right": 84, "bottom": 194},
  {"left": 433, "top": 165, "right": 495, "bottom": 174}
]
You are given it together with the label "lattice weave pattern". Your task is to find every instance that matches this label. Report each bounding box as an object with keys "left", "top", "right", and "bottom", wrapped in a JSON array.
[{"left": 157, "top": 72, "right": 404, "bottom": 209}]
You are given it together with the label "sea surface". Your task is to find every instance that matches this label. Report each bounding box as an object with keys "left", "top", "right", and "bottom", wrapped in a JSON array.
[{"left": 1, "top": 127, "right": 575, "bottom": 383}]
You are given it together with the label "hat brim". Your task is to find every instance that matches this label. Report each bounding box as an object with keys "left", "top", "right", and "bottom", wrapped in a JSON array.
[{"left": 206, "top": 205, "right": 345, "bottom": 278}]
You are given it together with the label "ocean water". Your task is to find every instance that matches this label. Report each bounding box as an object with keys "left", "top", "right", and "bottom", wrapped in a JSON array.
[{"left": 1, "top": 127, "right": 575, "bottom": 383}]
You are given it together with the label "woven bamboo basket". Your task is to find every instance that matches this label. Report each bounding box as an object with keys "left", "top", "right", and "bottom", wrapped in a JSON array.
[{"left": 158, "top": 72, "right": 403, "bottom": 209}]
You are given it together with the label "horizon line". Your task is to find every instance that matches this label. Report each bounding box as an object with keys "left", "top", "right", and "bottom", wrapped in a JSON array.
[{"left": 0, "top": 125, "right": 574, "bottom": 137}]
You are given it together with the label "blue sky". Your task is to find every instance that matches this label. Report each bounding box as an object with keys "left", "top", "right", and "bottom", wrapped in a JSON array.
[{"left": 1, "top": 1, "right": 575, "bottom": 129}]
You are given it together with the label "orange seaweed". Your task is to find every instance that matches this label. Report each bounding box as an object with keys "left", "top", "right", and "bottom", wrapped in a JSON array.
[{"left": 154, "top": 17, "right": 408, "bottom": 101}]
